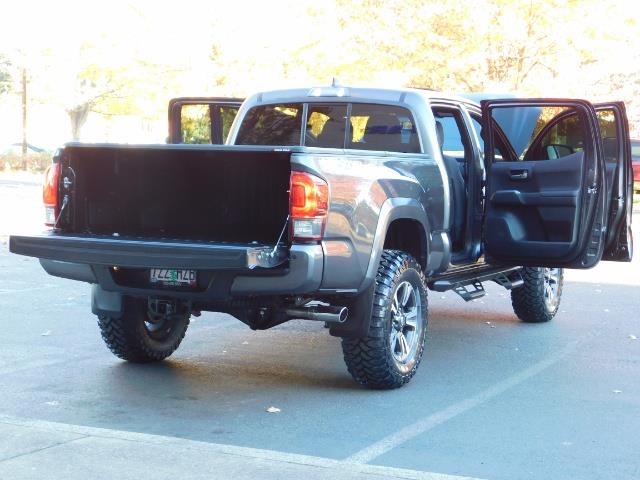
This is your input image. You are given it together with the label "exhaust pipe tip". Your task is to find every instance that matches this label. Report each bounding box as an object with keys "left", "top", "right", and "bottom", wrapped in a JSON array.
[{"left": 285, "top": 305, "right": 348, "bottom": 324}]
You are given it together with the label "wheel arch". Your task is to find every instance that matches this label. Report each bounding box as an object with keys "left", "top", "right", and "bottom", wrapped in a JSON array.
[{"left": 359, "top": 197, "right": 432, "bottom": 294}]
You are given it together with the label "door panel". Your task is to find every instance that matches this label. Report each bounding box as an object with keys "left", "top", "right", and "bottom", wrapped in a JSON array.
[
  {"left": 481, "top": 99, "right": 606, "bottom": 268},
  {"left": 487, "top": 153, "right": 583, "bottom": 259}
]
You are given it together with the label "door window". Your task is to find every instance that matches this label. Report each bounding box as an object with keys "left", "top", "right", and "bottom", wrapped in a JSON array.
[
  {"left": 220, "top": 106, "right": 239, "bottom": 143},
  {"left": 180, "top": 104, "right": 212, "bottom": 144}
]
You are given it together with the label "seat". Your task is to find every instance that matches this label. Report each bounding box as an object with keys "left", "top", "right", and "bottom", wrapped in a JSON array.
[
  {"left": 358, "top": 113, "right": 400, "bottom": 151},
  {"left": 435, "top": 120, "right": 466, "bottom": 249},
  {"left": 315, "top": 118, "right": 346, "bottom": 148}
]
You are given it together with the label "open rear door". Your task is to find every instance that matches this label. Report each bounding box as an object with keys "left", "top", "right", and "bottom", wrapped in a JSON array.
[
  {"left": 167, "top": 97, "right": 243, "bottom": 144},
  {"left": 594, "top": 102, "right": 633, "bottom": 261},
  {"left": 481, "top": 98, "right": 610, "bottom": 268}
]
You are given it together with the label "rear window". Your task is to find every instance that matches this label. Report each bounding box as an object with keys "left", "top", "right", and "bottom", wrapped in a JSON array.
[
  {"left": 236, "top": 102, "right": 420, "bottom": 153},
  {"left": 236, "top": 104, "right": 302, "bottom": 146}
]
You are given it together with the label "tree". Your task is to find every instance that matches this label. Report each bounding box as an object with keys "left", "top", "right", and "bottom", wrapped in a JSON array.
[{"left": 0, "top": 54, "right": 10, "bottom": 95}]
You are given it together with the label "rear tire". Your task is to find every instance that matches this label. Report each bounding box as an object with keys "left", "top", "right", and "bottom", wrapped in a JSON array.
[
  {"left": 511, "top": 267, "right": 563, "bottom": 323},
  {"left": 341, "top": 250, "right": 428, "bottom": 389},
  {"left": 97, "top": 297, "right": 190, "bottom": 362}
]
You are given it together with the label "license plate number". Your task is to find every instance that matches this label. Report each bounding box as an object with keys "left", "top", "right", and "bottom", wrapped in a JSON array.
[{"left": 150, "top": 268, "right": 197, "bottom": 287}]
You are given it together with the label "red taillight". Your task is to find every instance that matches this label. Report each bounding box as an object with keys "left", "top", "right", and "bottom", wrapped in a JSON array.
[
  {"left": 43, "top": 163, "right": 60, "bottom": 227},
  {"left": 290, "top": 171, "right": 328, "bottom": 241}
]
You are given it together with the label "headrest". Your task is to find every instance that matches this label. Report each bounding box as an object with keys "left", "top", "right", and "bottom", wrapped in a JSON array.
[{"left": 365, "top": 114, "right": 399, "bottom": 135}]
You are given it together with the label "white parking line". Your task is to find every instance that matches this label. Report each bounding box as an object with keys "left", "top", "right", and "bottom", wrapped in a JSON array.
[
  {"left": 346, "top": 331, "right": 597, "bottom": 464},
  {"left": 0, "top": 415, "right": 484, "bottom": 480}
]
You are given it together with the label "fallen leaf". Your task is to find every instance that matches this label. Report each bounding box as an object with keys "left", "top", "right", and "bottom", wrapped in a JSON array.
[{"left": 266, "top": 406, "right": 281, "bottom": 414}]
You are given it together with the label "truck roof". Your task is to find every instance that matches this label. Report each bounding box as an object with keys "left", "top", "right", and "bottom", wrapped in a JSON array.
[{"left": 246, "top": 84, "right": 480, "bottom": 110}]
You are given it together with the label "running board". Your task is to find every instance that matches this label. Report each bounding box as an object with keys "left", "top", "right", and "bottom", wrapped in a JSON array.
[{"left": 429, "top": 266, "right": 523, "bottom": 302}]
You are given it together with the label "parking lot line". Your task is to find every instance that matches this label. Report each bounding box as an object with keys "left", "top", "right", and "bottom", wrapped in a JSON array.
[
  {"left": 0, "top": 415, "right": 484, "bottom": 480},
  {"left": 345, "top": 331, "right": 596, "bottom": 465}
]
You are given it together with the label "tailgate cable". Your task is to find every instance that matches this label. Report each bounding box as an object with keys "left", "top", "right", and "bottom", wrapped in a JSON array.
[
  {"left": 271, "top": 214, "right": 290, "bottom": 258},
  {"left": 54, "top": 195, "right": 70, "bottom": 228}
]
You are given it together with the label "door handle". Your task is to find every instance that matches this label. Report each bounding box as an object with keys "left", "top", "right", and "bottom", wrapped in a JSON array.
[{"left": 509, "top": 169, "right": 529, "bottom": 180}]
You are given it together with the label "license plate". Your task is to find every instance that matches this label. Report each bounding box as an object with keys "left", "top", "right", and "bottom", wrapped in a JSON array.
[{"left": 150, "top": 268, "right": 197, "bottom": 288}]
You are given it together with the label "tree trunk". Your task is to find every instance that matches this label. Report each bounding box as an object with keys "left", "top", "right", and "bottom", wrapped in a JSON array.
[
  {"left": 67, "top": 103, "right": 91, "bottom": 141},
  {"left": 21, "top": 68, "right": 27, "bottom": 169}
]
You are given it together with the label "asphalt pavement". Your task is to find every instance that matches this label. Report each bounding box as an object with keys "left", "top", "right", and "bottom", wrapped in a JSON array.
[{"left": 0, "top": 175, "right": 639, "bottom": 479}]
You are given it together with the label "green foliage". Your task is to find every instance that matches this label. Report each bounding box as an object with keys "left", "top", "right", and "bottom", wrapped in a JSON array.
[
  {"left": 0, "top": 54, "right": 10, "bottom": 95},
  {"left": 0, "top": 151, "right": 52, "bottom": 172},
  {"left": 181, "top": 105, "right": 211, "bottom": 144}
]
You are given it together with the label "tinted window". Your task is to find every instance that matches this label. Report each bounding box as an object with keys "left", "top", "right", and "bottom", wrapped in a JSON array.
[
  {"left": 532, "top": 110, "right": 584, "bottom": 160},
  {"left": 235, "top": 102, "right": 420, "bottom": 153},
  {"left": 349, "top": 104, "right": 420, "bottom": 153},
  {"left": 488, "top": 106, "right": 584, "bottom": 161},
  {"left": 305, "top": 104, "right": 348, "bottom": 148},
  {"left": 596, "top": 109, "right": 618, "bottom": 163},
  {"left": 181, "top": 104, "right": 211, "bottom": 144},
  {"left": 221, "top": 106, "right": 239, "bottom": 143},
  {"left": 236, "top": 104, "right": 301, "bottom": 145}
]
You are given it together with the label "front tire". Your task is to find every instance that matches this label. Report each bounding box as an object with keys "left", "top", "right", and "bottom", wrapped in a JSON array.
[
  {"left": 341, "top": 250, "right": 428, "bottom": 389},
  {"left": 511, "top": 267, "right": 563, "bottom": 323},
  {"left": 97, "top": 297, "right": 190, "bottom": 362}
]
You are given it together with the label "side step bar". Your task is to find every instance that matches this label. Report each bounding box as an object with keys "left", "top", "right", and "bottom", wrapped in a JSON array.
[{"left": 428, "top": 266, "right": 523, "bottom": 302}]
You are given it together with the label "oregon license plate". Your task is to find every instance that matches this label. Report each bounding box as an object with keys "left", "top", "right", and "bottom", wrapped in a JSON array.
[{"left": 149, "top": 268, "right": 197, "bottom": 287}]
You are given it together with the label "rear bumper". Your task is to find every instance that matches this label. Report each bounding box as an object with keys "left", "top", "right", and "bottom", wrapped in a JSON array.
[
  {"left": 10, "top": 233, "right": 323, "bottom": 298},
  {"left": 11, "top": 233, "right": 261, "bottom": 270}
]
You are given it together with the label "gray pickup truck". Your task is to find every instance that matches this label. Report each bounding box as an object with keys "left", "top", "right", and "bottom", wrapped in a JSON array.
[{"left": 10, "top": 84, "right": 634, "bottom": 389}]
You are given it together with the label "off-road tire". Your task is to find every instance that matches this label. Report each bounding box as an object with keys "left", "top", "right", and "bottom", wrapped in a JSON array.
[
  {"left": 341, "top": 250, "right": 428, "bottom": 389},
  {"left": 97, "top": 297, "right": 190, "bottom": 362},
  {"left": 511, "top": 267, "right": 564, "bottom": 323}
]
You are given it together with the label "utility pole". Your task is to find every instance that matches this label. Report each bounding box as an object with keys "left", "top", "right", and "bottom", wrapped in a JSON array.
[{"left": 21, "top": 67, "right": 27, "bottom": 168}]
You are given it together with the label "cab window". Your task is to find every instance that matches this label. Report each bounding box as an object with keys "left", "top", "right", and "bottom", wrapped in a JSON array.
[
  {"left": 236, "top": 104, "right": 302, "bottom": 145},
  {"left": 348, "top": 104, "right": 420, "bottom": 153}
]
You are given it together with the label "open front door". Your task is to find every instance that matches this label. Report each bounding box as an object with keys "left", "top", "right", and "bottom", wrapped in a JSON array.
[
  {"left": 481, "top": 98, "right": 610, "bottom": 268},
  {"left": 167, "top": 97, "right": 244, "bottom": 144},
  {"left": 594, "top": 102, "right": 633, "bottom": 261}
]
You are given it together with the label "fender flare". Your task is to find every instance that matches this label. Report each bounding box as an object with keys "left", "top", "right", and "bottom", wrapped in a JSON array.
[
  {"left": 331, "top": 197, "right": 450, "bottom": 338},
  {"left": 359, "top": 197, "right": 435, "bottom": 293}
]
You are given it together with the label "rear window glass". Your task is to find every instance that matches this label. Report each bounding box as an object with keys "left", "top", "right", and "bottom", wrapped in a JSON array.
[
  {"left": 235, "top": 102, "right": 420, "bottom": 153},
  {"left": 305, "top": 104, "right": 348, "bottom": 148},
  {"left": 236, "top": 104, "right": 302, "bottom": 146},
  {"left": 349, "top": 104, "right": 420, "bottom": 153}
]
